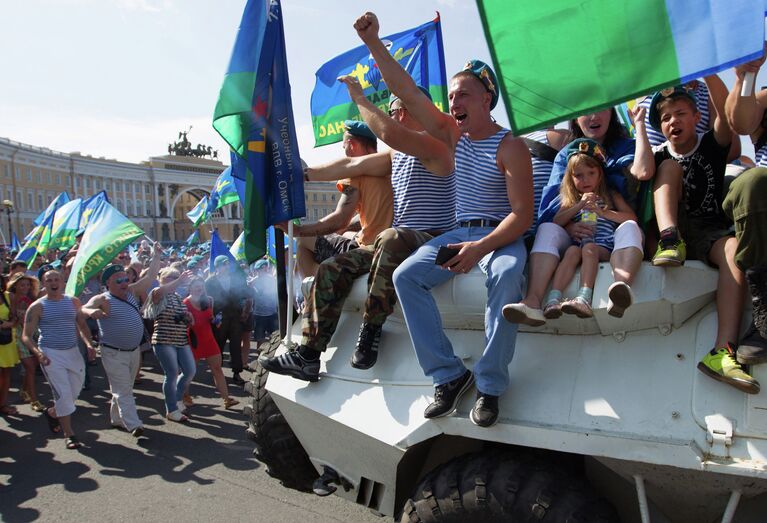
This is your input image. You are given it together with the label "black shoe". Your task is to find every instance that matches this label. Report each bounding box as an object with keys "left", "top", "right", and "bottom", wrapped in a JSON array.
[
  {"left": 232, "top": 373, "right": 246, "bottom": 385},
  {"left": 737, "top": 323, "right": 767, "bottom": 364},
  {"left": 351, "top": 323, "right": 382, "bottom": 370},
  {"left": 259, "top": 349, "right": 320, "bottom": 383},
  {"left": 424, "top": 370, "right": 474, "bottom": 419},
  {"left": 131, "top": 426, "right": 145, "bottom": 438},
  {"left": 470, "top": 392, "right": 499, "bottom": 427}
]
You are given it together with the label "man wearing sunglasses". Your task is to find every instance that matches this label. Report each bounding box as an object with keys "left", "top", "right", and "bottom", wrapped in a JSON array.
[{"left": 81, "top": 242, "right": 163, "bottom": 437}]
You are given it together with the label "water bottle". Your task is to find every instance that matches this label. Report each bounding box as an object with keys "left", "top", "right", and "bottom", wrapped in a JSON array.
[
  {"left": 579, "top": 209, "right": 598, "bottom": 245},
  {"left": 213, "top": 312, "right": 223, "bottom": 327}
]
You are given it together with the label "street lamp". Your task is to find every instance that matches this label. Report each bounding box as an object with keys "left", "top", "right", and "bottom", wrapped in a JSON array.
[{"left": 2, "top": 200, "right": 14, "bottom": 248}]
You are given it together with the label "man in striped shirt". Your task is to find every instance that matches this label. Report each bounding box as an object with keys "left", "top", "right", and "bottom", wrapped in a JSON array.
[
  {"left": 81, "top": 242, "right": 162, "bottom": 437},
  {"left": 354, "top": 13, "right": 533, "bottom": 428},
  {"left": 260, "top": 77, "right": 456, "bottom": 380}
]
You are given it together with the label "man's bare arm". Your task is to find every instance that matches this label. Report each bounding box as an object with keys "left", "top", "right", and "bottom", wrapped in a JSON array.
[
  {"left": 305, "top": 153, "right": 391, "bottom": 182},
  {"left": 354, "top": 12, "right": 458, "bottom": 147},
  {"left": 286, "top": 186, "right": 360, "bottom": 238}
]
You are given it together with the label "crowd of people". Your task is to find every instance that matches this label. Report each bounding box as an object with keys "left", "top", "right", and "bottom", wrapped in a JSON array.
[
  {"left": 260, "top": 12, "right": 767, "bottom": 428},
  {"left": 0, "top": 241, "right": 279, "bottom": 449}
]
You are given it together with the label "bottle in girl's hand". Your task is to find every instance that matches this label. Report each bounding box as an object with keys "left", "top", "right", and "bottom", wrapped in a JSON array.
[
  {"left": 579, "top": 209, "right": 598, "bottom": 244},
  {"left": 213, "top": 312, "right": 223, "bottom": 327}
]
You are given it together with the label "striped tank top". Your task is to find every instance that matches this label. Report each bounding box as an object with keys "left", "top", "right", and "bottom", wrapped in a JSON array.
[
  {"left": 755, "top": 142, "right": 767, "bottom": 167},
  {"left": 523, "top": 130, "right": 555, "bottom": 236},
  {"left": 151, "top": 291, "right": 190, "bottom": 347},
  {"left": 391, "top": 152, "right": 456, "bottom": 231},
  {"left": 639, "top": 81, "right": 710, "bottom": 147},
  {"left": 38, "top": 296, "right": 78, "bottom": 350},
  {"left": 454, "top": 129, "right": 512, "bottom": 222},
  {"left": 99, "top": 292, "right": 145, "bottom": 350}
]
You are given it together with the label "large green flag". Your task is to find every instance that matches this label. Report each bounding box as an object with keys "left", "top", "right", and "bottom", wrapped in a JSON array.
[
  {"left": 65, "top": 202, "right": 143, "bottom": 297},
  {"left": 475, "top": 0, "right": 765, "bottom": 133}
]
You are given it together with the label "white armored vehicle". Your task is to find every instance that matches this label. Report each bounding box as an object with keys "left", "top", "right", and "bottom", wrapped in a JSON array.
[{"left": 246, "top": 262, "right": 767, "bottom": 522}]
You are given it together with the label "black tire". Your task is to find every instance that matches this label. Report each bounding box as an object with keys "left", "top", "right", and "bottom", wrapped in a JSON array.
[
  {"left": 244, "top": 331, "right": 318, "bottom": 492},
  {"left": 401, "top": 449, "right": 620, "bottom": 523}
]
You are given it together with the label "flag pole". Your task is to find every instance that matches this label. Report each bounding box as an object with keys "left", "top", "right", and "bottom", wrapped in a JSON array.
[
  {"left": 284, "top": 221, "right": 295, "bottom": 347},
  {"left": 274, "top": 227, "right": 288, "bottom": 339}
]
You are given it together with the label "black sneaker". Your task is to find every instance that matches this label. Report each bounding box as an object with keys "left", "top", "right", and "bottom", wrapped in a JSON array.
[
  {"left": 232, "top": 372, "right": 246, "bottom": 385},
  {"left": 351, "top": 323, "right": 382, "bottom": 370},
  {"left": 737, "top": 323, "right": 767, "bottom": 365},
  {"left": 424, "top": 370, "right": 474, "bottom": 419},
  {"left": 470, "top": 392, "right": 499, "bottom": 427},
  {"left": 259, "top": 349, "right": 320, "bottom": 383}
]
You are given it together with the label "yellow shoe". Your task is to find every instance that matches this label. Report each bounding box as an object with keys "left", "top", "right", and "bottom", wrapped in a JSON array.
[{"left": 698, "top": 345, "right": 760, "bottom": 394}]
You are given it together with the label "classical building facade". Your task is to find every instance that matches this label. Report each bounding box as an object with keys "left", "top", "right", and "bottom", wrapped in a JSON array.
[{"left": 0, "top": 137, "right": 338, "bottom": 244}]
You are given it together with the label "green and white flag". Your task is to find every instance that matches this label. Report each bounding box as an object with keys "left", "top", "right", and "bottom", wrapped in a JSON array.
[
  {"left": 229, "top": 232, "right": 246, "bottom": 262},
  {"left": 476, "top": 0, "right": 766, "bottom": 133},
  {"left": 65, "top": 202, "right": 143, "bottom": 297},
  {"left": 45, "top": 198, "right": 82, "bottom": 252}
]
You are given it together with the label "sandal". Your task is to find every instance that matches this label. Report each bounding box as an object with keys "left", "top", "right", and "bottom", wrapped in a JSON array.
[
  {"left": 43, "top": 408, "right": 62, "bottom": 433},
  {"left": 65, "top": 436, "right": 83, "bottom": 449},
  {"left": 0, "top": 405, "right": 18, "bottom": 416},
  {"left": 166, "top": 410, "right": 188, "bottom": 423},
  {"left": 182, "top": 394, "right": 194, "bottom": 407},
  {"left": 30, "top": 400, "right": 46, "bottom": 412},
  {"left": 223, "top": 397, "right": 240, "bottom": 410},
  {"left": 19, "top": 390, "right": 32, "bottom": 403}
]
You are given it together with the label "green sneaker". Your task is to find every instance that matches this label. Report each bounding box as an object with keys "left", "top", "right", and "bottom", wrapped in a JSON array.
[
  {"left": 652, "top": 238, "right": 687, "bottom": 267},
  {"left": 697, "top": 345, "right": 760, "bottom": 394}
]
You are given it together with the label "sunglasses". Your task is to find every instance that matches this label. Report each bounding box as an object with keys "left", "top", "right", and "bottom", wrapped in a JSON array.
[
  {"left": 115, "top": 277, "right": 130, "bottom": 284},
  {"left": 388, "top": 106, "right": 403, "bottom": 117}
]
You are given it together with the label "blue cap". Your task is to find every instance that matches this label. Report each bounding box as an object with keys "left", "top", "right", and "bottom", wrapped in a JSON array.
[
  {"left": 254, "top": 259, "right": 269, "bottom": 270},
  {"left": 343, "top": 120, "right": 377, "bottom": 142}
]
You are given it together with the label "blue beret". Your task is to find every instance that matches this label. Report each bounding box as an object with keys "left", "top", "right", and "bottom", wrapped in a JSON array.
[
  {"left": 565, "top": 139, "right": 608, "bottom": 166},
  {"left": 254, "top": 259, "right": 269, "bottom": 270},
  {"left": 101, "top": 264, "right": 125, "bottom": 285},
  {"left": 389, "top": 86, "right": 433, "bottom": 109},
  {"left": 343, "top": 120, "right": 377, "bottom": 142},
  {"left": 648, "top": 86, "right": 697, "bottom": 131},
  {"left": 214, "top": 255, "right": 230, "bottom": 268},
  {"left": 461, "top": 59, "right": 499, "bottom": 109}
]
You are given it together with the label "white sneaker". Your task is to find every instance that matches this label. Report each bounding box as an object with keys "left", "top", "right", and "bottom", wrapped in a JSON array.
[
  {"left": 502, "top": 303, "right": 545, "bottom": 327},
  {"left": 607, "top": 281, "right": 634, "bottom": 318}
]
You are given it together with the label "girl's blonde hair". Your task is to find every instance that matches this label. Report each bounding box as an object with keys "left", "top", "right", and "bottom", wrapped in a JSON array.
[{"left": 559, "top": 154, "right": 613, "bottom": 209}]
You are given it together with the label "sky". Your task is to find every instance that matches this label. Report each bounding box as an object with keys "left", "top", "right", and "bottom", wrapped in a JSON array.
[{"left": 1, "top": 0, "right": 765, "bottom": 167}]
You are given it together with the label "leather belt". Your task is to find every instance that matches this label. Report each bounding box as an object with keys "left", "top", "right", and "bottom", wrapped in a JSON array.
[
  {"left": 458, "top": 219, "right": 501, "bottom": 228},
  {"left": 101, "top": 343, "right": 138, "bottom": 352}
]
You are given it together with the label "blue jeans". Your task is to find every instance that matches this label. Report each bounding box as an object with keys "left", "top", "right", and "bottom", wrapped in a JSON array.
[
  {"left": 392, "top": 226, "right": 526, "bottom": 396},
  {"left": 152, "top": 344, "right": 196, "bottom": 413}
]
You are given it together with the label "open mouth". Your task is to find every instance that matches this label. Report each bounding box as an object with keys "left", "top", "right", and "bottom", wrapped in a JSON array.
[
  {"left": 454, "top": 113, "right": 467, "bottom": 123},
  {"left": 588, "top": 123, "right": 601, "bottom": 130},
  {"left": 669, "top": 128, "right": 683, "bottom": 138}
]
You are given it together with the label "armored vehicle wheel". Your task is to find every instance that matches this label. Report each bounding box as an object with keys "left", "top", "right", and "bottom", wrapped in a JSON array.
[
  {"left": 400, "top": 449, "right": 619, "bottom": 523},
  {"left": 245, "top": 331, "right": 318, "bottom": 492}
]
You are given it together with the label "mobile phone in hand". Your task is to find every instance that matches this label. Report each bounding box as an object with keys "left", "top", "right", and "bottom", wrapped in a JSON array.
[{"left": 434, "top": 246, "right": 460, "bottom": 265}]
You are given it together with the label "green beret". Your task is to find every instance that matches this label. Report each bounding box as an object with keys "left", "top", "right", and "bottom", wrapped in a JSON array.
[
  {"left": 565, "top": 139, "right": 607, "bottom": 166},
  {"left": 461, "top": 59, "right": 499, "bottom": 109},
  {"left": 186, "top": 260, "right": 198, "bottom": 270},
  {"left": 101, "top": 264, "right": 125, "bottom": 285},
  {"left": 343, "top": 120, "right": 377, "bottom": 142},
  {"left": 648, "top": 86, "right": 697, "bottom": 131}
]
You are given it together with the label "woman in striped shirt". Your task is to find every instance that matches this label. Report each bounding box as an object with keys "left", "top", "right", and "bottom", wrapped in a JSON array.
[{"left": 149, "top": 268, "right": 196, "bottom": 422}]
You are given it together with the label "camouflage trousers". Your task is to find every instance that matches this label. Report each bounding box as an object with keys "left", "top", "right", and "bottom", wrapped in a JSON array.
[{"left": 301, "top": 227, "right": 440, "bottom": 352}]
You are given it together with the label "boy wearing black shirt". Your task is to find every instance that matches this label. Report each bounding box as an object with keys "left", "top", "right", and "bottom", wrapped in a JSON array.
[{"left": 649, "top": 77, "right": 758, "bottom": 394}]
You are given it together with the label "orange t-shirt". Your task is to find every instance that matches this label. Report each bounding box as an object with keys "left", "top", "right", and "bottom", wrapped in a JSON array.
[{"left": 337, "top": 176, "right": 393, "bottom": 246}]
